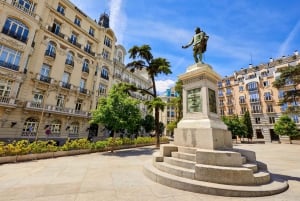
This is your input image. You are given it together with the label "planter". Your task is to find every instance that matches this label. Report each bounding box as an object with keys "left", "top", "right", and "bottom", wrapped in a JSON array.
[
  {"left": 79, "top": 149, "right": 92, "bottom": 154},
  {"left": 0, "top": 155, "right": 17, "bottom": 164},
  {"left": 53, "top": 151, "right": 70, "bottom": 158},
  {"left": 17, "top": 154, "right": 37, "bottom": 162}
]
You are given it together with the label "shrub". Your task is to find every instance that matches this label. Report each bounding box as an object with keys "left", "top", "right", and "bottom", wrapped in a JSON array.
[
  {"left": 107, "top": 137, "right": 123, "bottom": 147},
  {"left": 92, "top": 140, "right": 108, "bottom": 150},
  {"left": 122, "top": 137, "right": 135, "bottom": 145}
]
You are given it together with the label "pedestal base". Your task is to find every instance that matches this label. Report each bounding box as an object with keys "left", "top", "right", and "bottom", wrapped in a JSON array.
[{"left": 174, "top": 127, "right": 232, "bottom": 150}]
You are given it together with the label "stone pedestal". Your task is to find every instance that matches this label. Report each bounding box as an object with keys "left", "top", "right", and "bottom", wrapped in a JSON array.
[
  {"left": 174, "top": 63, "right": 232, "bottom": 149},
  {"left": 143, "top": 63, "right": 288, "bottom": 197}
]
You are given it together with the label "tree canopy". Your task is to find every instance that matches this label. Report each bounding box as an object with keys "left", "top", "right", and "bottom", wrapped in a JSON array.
[
  {"left": 126, "top": 44, "right": 172, "bottom": 147},
  {"left": 90, "top": 84, "right": 142, "bottom": 137},
  {"left": 273, "top": 64, "right": 300, "bottom": 114},
  {"left": 274, "top": 115, "right": 299, "bottom": 144},
  {"left": 222, "top": 115, "right": 247, "bottom": 141}
]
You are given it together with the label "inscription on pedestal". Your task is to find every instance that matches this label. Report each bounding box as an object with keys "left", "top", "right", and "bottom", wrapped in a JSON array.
[
  {"left": 187, "top": 88, "right": 202, "bottom": 112},
  {"left": 208, "top": 88, "right": 217, "bottom": 113}
]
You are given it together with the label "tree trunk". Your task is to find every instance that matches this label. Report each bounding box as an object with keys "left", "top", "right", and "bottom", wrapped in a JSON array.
[
  {"left": 155, "top": 107, "right": 160, "bottom": 148},
  {"left": 289, "top": 136, "right": 293, "bottom": 144}
]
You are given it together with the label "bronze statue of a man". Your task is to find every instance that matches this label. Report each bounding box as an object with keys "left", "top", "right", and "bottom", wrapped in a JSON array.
[{"left": 182, "top": 27, "right": 209, "bottom": 64}]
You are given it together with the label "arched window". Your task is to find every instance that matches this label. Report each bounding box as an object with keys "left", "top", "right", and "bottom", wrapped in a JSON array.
[
  {"left": 2, "top": 17, "right": 29, "bottom": 43},
  {"left": 45, "top": 42, "right": 56, "bottom": 58},
  {"left": 101, "top": 67, "right": 109, "bottom": 80},
  {"left": 65, "top": 51, "right": 74, "bottom": 66},
  {"left": 117, "top": 51, "right": 123, "bottom": 62},
  {"left": 22, "top": 117, "right": 38, "bottom": 136}
]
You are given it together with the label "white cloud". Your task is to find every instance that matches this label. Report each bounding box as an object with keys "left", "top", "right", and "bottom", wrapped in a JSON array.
[
  {"left": 109, "top": 0, "right": 126, "bottom": 44},
  {"left": 278, "top": 20, "right": 300, "bottom": 57},
  {"left": 155, "top": 79, "right": 176, "bottom": 95}
]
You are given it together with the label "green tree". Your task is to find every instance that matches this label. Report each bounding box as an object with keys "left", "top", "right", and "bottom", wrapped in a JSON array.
[
  {"left": 90, "top": 84, "right": 142, "bottom": 142},
  {"left": 141, "top": 114, "right": 155, "bottom": 134},
  {"left": 243, "top": 110, "right": 253, "bottom": 141},
  {"left": 222, "top": 115, "right": 247, "bottom": 143},
  {"left": 273, "top": 64, "right": 300, "bottom": 114},
  {"left": 127, "top": 44, "right": 172, "bottom": 147},
  {"left": 166, "top": 121, "right": 177, "bottom": 137},
  {"left": 174, "top": 80, "right": 183, "bottom": 121},
  {"left": 274, "top": 115, "right": 299, "bottom": 144}
]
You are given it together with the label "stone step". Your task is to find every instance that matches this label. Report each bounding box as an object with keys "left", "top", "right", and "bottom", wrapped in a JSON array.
[
  {"left": 177, "top": 146, "right": 197, "bottom": 154},
  {"left": 164, "top": 157, "right": 196, "bottom": 169},
  {"left": 154, "top": 161, "right": 195, "bottom": 179},
  {"left": 144, "top": 160, "right": 289, "bottom": 197},
  {"left": 171, "top": 151, "right": 196, "bottom": 162},
  {"left": 242, "top": 163, "right": 258, "bottom": 173},
  {"left": 242, "top": 156, "right": 247, "bottom": 164},
  {"left": 254, "top": 171, "right": 271, "bottom": 185}
]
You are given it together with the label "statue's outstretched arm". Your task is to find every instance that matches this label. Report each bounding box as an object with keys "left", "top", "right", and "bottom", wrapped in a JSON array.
[{"left": 182, "top": 38, "right": 194, "bottom": 49}]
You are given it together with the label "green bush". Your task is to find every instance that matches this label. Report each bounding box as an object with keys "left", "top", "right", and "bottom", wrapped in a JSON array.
[
  {"left": 122, "top": 137, "right": 135, "bottom": 145},
  {"left": 92, "top": 140, "right": 108, "bottom": 150},
  {"left": 107, "top": 137, "right": 123, "bottom": 147},
  {"left": 135, "top": 136, "right": 155, "bottom": 144}
]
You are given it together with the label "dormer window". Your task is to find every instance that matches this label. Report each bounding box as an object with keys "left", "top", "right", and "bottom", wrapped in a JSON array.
[
  {"left": 74, "top": 16, "right": 81, "bottom": 27},
  {"left": 57, "top": 4, "right": 65, "bottom": 15}
]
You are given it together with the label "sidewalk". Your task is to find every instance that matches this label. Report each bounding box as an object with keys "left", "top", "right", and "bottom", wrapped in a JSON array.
[{"left": 0, "top": 143, "right": 299, "bottom": 201}]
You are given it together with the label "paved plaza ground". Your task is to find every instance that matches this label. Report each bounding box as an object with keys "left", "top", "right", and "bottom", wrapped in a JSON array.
[{"left": 0, "top": 143, "right": 299, "bottom": 201}]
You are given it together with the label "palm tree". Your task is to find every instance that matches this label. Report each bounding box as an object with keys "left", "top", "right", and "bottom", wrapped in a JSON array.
[{"left": 126, "top": 44, "right": 172, "bottom": 147}]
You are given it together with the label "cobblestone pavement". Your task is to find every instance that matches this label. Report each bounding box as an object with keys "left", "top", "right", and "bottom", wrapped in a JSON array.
[{"left": 0, "top": 143, "right": 299, "bottom": 201}]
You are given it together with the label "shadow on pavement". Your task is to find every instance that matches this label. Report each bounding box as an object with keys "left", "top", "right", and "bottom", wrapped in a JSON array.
[
  {"left": 272, "top": 173, "right": 300, "bottom": 182},
  {"left": 101, "top": 147, "right": 158, "bottom": 157}
]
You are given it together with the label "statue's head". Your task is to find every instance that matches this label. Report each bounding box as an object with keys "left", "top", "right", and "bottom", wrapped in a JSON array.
[{"left": 195, "top": 27, "right": 201, "bottom": 33}]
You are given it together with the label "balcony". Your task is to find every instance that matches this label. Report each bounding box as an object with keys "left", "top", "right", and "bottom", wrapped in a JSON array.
[
  {"left": 60, "top": 81, "right": 71, "bottom": 89},
  {"left": 2, "top": 28, "right": 28, "bottom": 43},
  {"left": 68, "top": 38, "right": 81, "bottom": 49},
  {"left": 249, "top": 99, "right": 260, "bottom": 104},
  {"left": 24, "top": 101, "right": 89, "bottom": 118},
  {"left": 264, "top": 97, "right": 273, "bottom": 102},
  {"left": 84, "top": 47, "right": 95, "bottom": 57},
  {"left": 82, "top": 67, "right": 89, "bottom": 74},
  {"left": 11, "top": 0, "right": 36, "bottom": 17},
  {"left": 47, "top": 26, "right": 65, "bottom": 39},
  {"left": 100, "top": 73, "right": 109, "bottom": 80},
  {"left": 239, "top": 100, "right": 246, "bottom": 105},
  {"left": 0, "top": 96, "right": 17, "bottom": 108},
  {"left": 44, "top": 50, "right": 56, "bottom": 59},
  {"left": 251, "top": 110, "right": 262, "bottom": 114},
  {"left": 226, "top": 92, "right": 233, "bottom": 97},
  {"left": 39, "top": 74, "right": 51, "bottom": 83},
  {"left": 79, "top": 87, "right": 88, "bottom": 94},
  {"left": 65, "top": 59, "right": 74, "bottom": 67},
  {"left": 0, "top": 60, "right": 20, "bottom": 71}
]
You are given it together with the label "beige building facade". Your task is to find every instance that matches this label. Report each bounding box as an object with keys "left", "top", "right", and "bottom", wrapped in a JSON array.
[
  {"left": 0, "top": 0, "right": 151, "bottom": 143},
  {"left": 218, "top": 51, "right": 300, "bottom": 142}
]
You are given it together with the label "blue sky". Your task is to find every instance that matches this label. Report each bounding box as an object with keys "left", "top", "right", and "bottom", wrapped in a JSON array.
[{"left": 70, "top": 0, "right": 300, "bottom": 94}]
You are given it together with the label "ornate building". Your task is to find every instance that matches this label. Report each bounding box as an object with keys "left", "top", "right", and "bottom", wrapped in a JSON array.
[
  {"left": 0, "top": 0, "right": 151, "bottom": 143},
  {"left": 218, "top": 51, "right": 300, "bottom": 142}
]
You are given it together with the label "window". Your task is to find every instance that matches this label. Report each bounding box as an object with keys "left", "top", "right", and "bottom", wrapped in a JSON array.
[
  {"left": 267, "top": 104, "right": 273, "bottom": 113},
  {"left": 247, "top": 82, "right": 258, "bottom": 91},
  {"left": 219, "top": 99, "right": 224, "bottom": 106},
  {"left": 241, "top": 107, "right": 247, "bottom": 114},
  {"left": 0, "top": 44, "right": 21, "bottom": 71},
  {"left": 238, "top": 77, "right": 244, "bottom": 82},
  {"left": 57, "top": 4, "right": 65, "bottom": 15},
  {"left": 255, "top": 117, "right": 261, "bottom": 124},
  {"left": 218, "top": 89, "right": 223, "bottom": 97},
  {"left": 117, "top": 51, "right": 123, "bottom": 62},
  {"left": 40, "top": 64, "right": 51, "bottom": 83},
  {"left": 0, "top": 79, "right": 12, "bottom": 97},
  {"left": 228, "top": 107, "right": 234, "bottom": 115},
  {"left": 220, "top": 109, "right": 225, "bottom": 116},
  {"left": 50, "top": 120, "right": 61, "bottom": 134},
  {"left": 261, "top": 71, "right": 268, "bottom": 77},
  {"left": 239, "top": 96, "right": 245, "bottom": 104},
  {"left": 89, "top": 27, "right": 95, "bottom": 36},
  {"left": 225, "top": 79, "right": 230, "bottom": 86},
  {"left": 249, "top": 93, "right": 259, "bottom": 103},
  {"left": 269, "top": 117, "right": 275, "bottom": 124},
  {"left": 217, "top": 81, "right": 222, "bottom": 88},
  {"left": 98, "top": 84, "right": 107, "bottom": 95},
  {"left": 69, "top": 122, "right": 79, "bottom": 134},
  {"left": 278, "top": 90, "right": 284, "bottom": 99},
  {"left": 104, "top": 36, "right": 112, "bottom": 48},
  {"left": 33, "top": 93, "right": 43, "bottom": 107},
  {"left": 75, "top": 100, "right": 82, "bottom": 111},
  {"left": 226, "top": 88, "right": 232, "bottom": 95},
  {"left": 227, "top": 98, "right": 233, "bottom": 105},
  {"left": 251, "top": 104, "right": 261, "bottom": 113},
  {"left": 101, "top": 67, "right": 109, "bottom": 80},
  {"left": 84, "top": 42, "right": 92, "bottom": 53},
  {"left": 62, "top": 72, "right": 70, "bottom": 83},
  {"left": 2, "top": 17, "right": 29, "bottom": 43},
  {"left": 45, "top": 42, "right": 56, "bottom": 58},
  {"left": 239, "top": 86, "right": 244, "bottom": 91},
  {"left": 56, "top": 95, "right": 64, "bottom": 108},
  {"left": 17, "top": 0, "right": 34, "bottom": 12},
  {"left": 102, "top": 49, "right": 110, "bottom": 60},
  {"left": 22, "top": 118, "right": 38, "bottom": 136},
  {"left": 263, "top": 81, "right": 269, "bottom": 87},
  {"left": 264, "top": 92, "right": 271, "bottom": 100},
  {"left": 65, "top": 51, "right": 74, "bottom": 66},
  {"left": 293, "top": 115, "right": 299, "bottom": 123},
  {"left": 281, "top": 103, "right": 288, "bottom": 112},
  {"left": 79, "top": 79, "right": 86, "bottom": 89},
  {"left": 82, "top": 59, "right": 89, "bottom": 73},
  {"left": 74, "top": 16, "right": 81, "bottom": 26}
]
